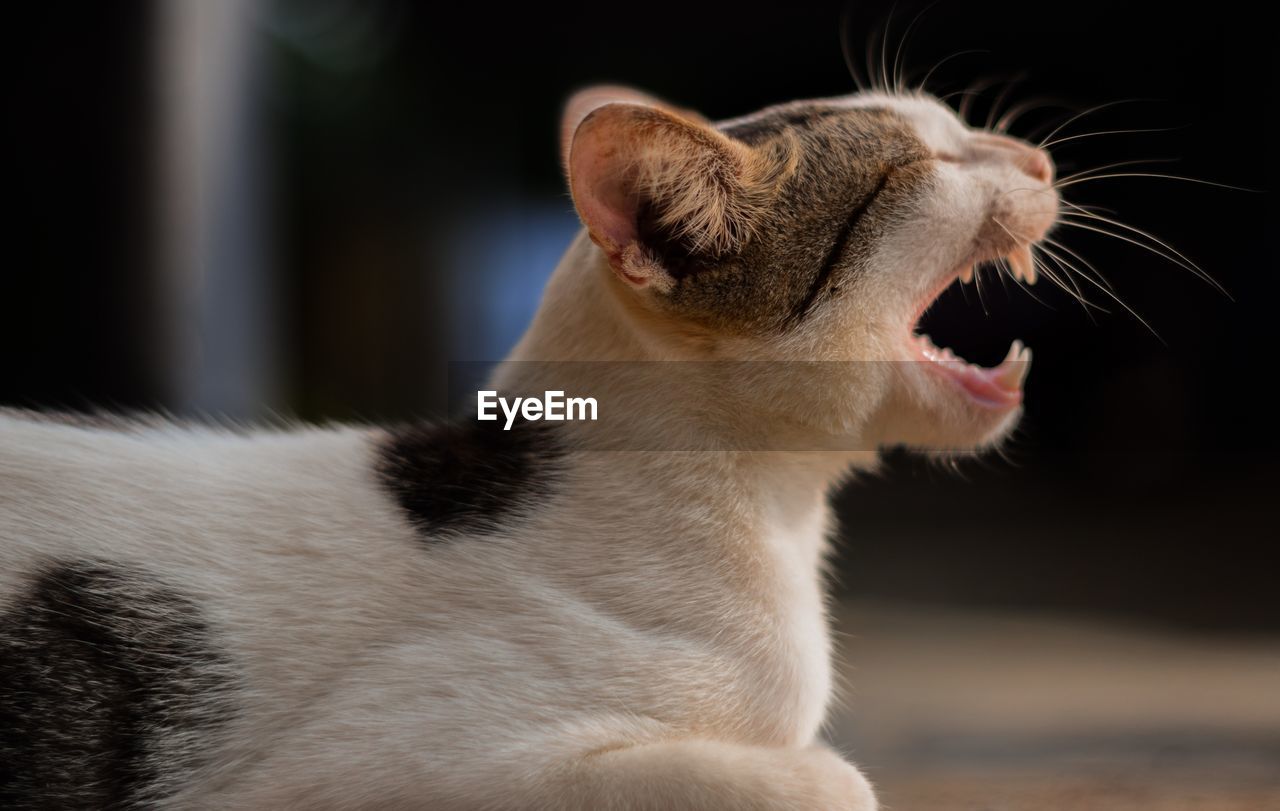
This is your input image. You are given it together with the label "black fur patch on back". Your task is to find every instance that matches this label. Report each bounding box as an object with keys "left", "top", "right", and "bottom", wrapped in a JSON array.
[
  {"left": 0, "top": 563, "right": 235, "bottom": 810},
  {"left": 375, "top": 416, "right": 565, "bottom": 541}
]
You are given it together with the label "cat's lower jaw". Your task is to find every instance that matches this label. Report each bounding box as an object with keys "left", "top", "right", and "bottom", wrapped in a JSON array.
[{"left": 913, "top": 331, "right": 1030, "bottom": 411}]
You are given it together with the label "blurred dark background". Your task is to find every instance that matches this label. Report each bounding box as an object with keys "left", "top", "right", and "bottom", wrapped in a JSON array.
[{"left": 5, "top": 1, "right": 1275, "bottom": 631}]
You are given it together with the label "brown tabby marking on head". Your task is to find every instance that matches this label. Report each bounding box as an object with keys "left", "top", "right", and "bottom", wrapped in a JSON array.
[{"left": 654, "top": 104, "right": 933, "bottom": 334}]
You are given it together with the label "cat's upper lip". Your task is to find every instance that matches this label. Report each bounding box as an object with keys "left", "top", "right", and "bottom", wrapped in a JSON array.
[{"left": 958, "top": 244, "right": 1038, "bottom": 286}]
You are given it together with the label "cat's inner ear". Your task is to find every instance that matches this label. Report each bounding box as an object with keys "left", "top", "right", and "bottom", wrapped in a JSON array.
[{"left": 563, "top": 87, "right": 787, "bottom": 290}]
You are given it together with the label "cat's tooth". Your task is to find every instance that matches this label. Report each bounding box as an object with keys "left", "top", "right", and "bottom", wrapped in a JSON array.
[
  {"left": 996, "top": 340, "right": 1032, "bottom": 389},
  {"left": 1008, "top": 245, "right": 1036, "bottom": 285},
  {"left": 959, "top": 265, "right": 975, "bottom": 284}
]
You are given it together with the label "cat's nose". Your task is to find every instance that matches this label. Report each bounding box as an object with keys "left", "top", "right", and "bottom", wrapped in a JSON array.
[
  {"left": 1018, "top": 148, "right": 1054, "bottom": 184},
  {"left": 974, "top": 133, "right": 1055, "bottom": 184}
]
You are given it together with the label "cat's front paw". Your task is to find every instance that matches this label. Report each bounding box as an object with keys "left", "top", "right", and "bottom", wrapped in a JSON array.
[{"left": 791, "top": 747, "right": 878, "bottom": 811}]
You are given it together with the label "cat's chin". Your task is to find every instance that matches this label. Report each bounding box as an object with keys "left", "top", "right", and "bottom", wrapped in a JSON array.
[
  {"left": 871, "top": 335, "right": 1029, "bottom": 453},
  {"left": 871, "top": 394, "right": 1023, "bottom": 455},
  {"left": 945, "top": 404, "right": 1023, "bottom": 453},
  {"left": 879, "top": 350, "right": 1028, "bottom": 453}
]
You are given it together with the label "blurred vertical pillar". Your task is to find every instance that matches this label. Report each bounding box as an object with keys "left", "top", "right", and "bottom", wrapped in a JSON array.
[{"left": 155, "top": 0, "right": 277, "bottom": 418}]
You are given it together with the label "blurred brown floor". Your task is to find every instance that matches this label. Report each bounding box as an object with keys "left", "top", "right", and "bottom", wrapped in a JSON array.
[{"left": 827, "top": 603, "right": 1280, "bottom": 810}]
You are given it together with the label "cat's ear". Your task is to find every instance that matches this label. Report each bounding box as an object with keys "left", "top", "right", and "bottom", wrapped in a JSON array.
[{"left": 562, "top": 86, "right": 781, "bottom": 290}]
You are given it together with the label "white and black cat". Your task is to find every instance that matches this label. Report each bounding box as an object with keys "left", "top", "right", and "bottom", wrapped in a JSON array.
[{"left": 1, "top": 85, "right": 1055, "bottom": 809}]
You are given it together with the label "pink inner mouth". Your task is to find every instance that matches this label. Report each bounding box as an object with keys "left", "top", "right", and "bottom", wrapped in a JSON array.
[
  {"left": 913, "top": 333, "right": 1028, "bottom": 409},
  {"left": 909, "top": 252, "right": 1036, "bottom": 410}
]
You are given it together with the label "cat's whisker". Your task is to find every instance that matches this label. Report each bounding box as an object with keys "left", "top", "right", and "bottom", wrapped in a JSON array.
[
  {"left": 1052, "top": 200, "right": 1210, "bottom": 296},
  {"left": 1029, "top": 240, "right": 1097, "bottom": 305},
  {"left": 1014, "top": 248, "right": 1059, "bottom": 310},
  {"left": 991, "top": 186, "right": 1058, "bottom": 205},
  {"left": 1023, "top": 107, "right": 1083, "bottom": 143},
  {"left": 1054, "top": 172, "right": 1259, "bottom": 194},
  {"left": 973, "top": 258, "right": 990, "bottom": 315},
  {"left": 1057, "top": 211, "right": 1229, "bottom": 296},
  {"left": 1035, "top": 251, "right": 1103, "bottom": 322},
  {"left": 1036, "top": 256, "right": 1098, "bottom": 315},
  {"left": 1057, "top": 211, "right": 1204, "bottom": 278},
  {"left": 1032, "top": 240, "right": 1111, "bottom": 321},
  {"left": 1037, "top": 240, "right": 1164, "bottom": 341},
  {"left": 838, "top": 8, "right": 868, "bottom": 91},
  {"left": 916, "top": 49, "right": 988, "bottom": 97},
  {"left": 891, "top": 0, "right": 939, "bottom": 95},
  {"left": 1035, "top": 98, "right": 1149, "bottom": 149},
  {"left": 1034, "top": 247, "right": 1096, "bottom": 314},
  {"left": 993, "top": 97, "right": 1061, "bottom": 135},
  {"left": 937, "top": 87, "right": 983, "bottom": 111},
  {"left": 1052, "top": 157, "right": 1182, "bottom": 186},
  {"left": 1038, "top": 125, "right": 1180, "bottom": 151},
  {"left": 1057, "top": 199, "right": 1119, "bottom": 217},
  {"left": 1041, "top": 234, "right": 1117, "bottom": 296},
  {"left": 956, "top": 81, "right": 980, "bottom": 123},
  {"left": 958, "top": 75, "right": 1008, "bottom": 124},
  {"left": 991, "top": 217, "right": 1096, "bottom": 314},
  {"left": 864, "top": 26, "right": 880, "bottom": 92},
  {"left": 994, "top": 256, "right": 1013, "bottom": 294},
  {"left": 985, "top": 74, "right": 1028, "bottom": 131},
  {"left": 878, "top": 4, "right": 896, "bottom": 93},
  {"left": 1057, "top": 215, "right": 1200, "bottom": 283}
]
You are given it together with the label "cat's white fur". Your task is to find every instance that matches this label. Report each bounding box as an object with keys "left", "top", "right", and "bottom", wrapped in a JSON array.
[{"left": 0, "top": 90, "right": 1056, "bottom": 809}]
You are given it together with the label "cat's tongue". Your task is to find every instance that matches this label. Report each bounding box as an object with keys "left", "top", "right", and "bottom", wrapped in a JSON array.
[{"left": 917, "top": 336, "right": 1032, "bottom": 408}]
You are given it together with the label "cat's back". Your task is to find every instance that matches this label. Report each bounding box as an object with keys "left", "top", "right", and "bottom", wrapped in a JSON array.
[
  {"left": 0, "top": 410, "right": 443, "bottom": 807},
  {"left": 0, "top": 410, "right": 411, "bottom": 592}
]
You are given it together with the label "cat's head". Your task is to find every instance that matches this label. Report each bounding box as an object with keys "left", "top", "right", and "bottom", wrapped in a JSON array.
[{"left": 560, "top": 86, "right": 1058, "bottom": 452}]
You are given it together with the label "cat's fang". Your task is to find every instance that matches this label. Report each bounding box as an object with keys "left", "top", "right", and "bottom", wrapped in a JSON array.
[
  {"left": 1003, "top": 339, "right": 1023, "bottom": 363},
  {"left": 1007, "top": 245, "right": 1037, "bottom": 285},
  {"left": 995, "top": 340, "right": 1033, "bottom": 389},
  {"left": 959, "top": 265, "right": 975, "bottom": 284}
]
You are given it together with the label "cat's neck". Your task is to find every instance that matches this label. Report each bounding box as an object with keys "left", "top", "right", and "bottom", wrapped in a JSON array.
[
  {"left": 492, "top": 235, "right": 861, "bottom": 732},
  {"left": 496, "top": 230, "right": 875, "bottom": 487},
  {"left": 498, "top": 231, "right": 873, "bottom": 482}
]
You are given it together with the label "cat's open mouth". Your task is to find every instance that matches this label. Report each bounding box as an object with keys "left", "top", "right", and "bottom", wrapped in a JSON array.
[{"left": 909, "top": 246, "right": 1039, "bottom": 410}]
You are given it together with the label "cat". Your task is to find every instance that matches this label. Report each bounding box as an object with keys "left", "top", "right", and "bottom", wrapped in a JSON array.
[{"left": 0, "top": 83, "right": 1056, "bottom": 809}]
